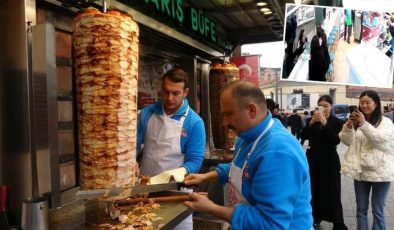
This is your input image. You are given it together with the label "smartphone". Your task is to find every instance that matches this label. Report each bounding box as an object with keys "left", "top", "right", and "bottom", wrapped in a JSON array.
[
  {"left": 315, "top": 106, "right": 324, "bottom": 115},
  {"left": 349, "top": 105, "right": 358, "bottom": 113}
]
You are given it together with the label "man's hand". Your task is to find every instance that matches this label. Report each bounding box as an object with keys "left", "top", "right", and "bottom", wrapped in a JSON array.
[
  {"left": 184, "top": 192, "right": 217, "bottom": 213},
  {"left": 184, "top": 192, "right": 234, "bottom": 222},
  {"left": 184, "top": 173, "right": 206, "bottom": 186},
  {"left": 184, "top": 171, "right": 219, "bottom": 186}
]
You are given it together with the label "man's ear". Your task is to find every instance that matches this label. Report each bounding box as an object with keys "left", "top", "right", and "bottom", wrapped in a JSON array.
[
  {"left": 184, "top": 88, "right": 189, "bottom": 97},
  {"left": 248, "top": 103, "right": 257, "bottom": 119}
]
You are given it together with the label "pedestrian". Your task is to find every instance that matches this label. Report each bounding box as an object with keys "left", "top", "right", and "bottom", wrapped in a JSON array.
[
  {"left": 300, "top": 111, "right": 310, "bottom": 145},
  {"left": 183, "top": 80, "right": 313, "bottom": 229},
  {"left": 302, "top": 110, "right": 310, "bottom": 127},
  {"left": 287, "top": 109, "right": 303, "bottom": 140},
  {"left": 266, "top": 98, "right": 283, "bottom": 124},
  {"left": 383, "top": 105, "right": 393, "bottom": 122},
  {"left": 300, "top": 95, "right": 348, "bottom": 230},
  {"left": 339, "top": 90, "right": 394, "bottom": 230},
  {"left": 294, "top": 29, "right": 308, "bottom": 59},
  {"left": 137, "top": 68, "right": 206, "bottom": 230},
  {"left": 282, "top": 112, "right": 289, "bottom": 127}
]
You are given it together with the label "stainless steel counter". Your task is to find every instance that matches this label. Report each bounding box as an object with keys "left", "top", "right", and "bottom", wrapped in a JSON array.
[{"left": 50, "top": 199, "right": 191, "bottom": 229}]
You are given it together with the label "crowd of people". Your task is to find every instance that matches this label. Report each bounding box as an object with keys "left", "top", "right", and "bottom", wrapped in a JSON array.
[{"left": 266, "top": 92, "right": 394, "bottom": 230}]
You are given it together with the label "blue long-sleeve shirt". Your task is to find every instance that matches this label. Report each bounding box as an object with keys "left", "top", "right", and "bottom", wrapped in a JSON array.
[
  {"left": 216, "top": 112, "right": 312, "bottom": 229},
  {"left": 137, "top": 99, "right": 206, "bottom": 173}
]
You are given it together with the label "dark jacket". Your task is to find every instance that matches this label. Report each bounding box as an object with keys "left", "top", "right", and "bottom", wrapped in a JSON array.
[
  {"left": 287, "top": 113, "right": 303, "bottom": 133},
  {"left": 272, "top": 114, "right": 284, "bottom": 125},
  {"left": 300, "top": 115, "right": 345, "bottom": 223},
  {"left": 309, "top": 35, "right": 330, "bottom": 81}
]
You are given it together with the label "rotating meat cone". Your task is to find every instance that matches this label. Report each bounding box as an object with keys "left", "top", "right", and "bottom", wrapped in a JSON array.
[
  {"left": 73, "top": 9, "right": 139, "bottom": 195},
  {"left": 209, "top": 63, "right": 239, "bottom": 151}
]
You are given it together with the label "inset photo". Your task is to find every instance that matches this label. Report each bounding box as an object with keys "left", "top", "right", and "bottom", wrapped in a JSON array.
[{"left": 282, "top": 4, "right": 394, "bottom": 88}]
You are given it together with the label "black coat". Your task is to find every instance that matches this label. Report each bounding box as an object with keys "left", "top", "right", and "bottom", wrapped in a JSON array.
[
  {"left": 300, "top": 115, "right": 344, "bottom": 223},
  {"left": 309, "top": 44, "right": 330, "bottom": 82},
  {"left": 287, "top": 113, "right": 303, "bottom": 133}
]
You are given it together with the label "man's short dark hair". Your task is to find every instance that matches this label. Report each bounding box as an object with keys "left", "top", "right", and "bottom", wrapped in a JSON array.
[
  {"left": 266, "top": 98, "right": 277, "bottom": 112},
  {"left": 163, "top": 68, "right": 188, "bottom": 89},
  {"left": 221, "top": 80, "right": 266, "bottom": 111}
]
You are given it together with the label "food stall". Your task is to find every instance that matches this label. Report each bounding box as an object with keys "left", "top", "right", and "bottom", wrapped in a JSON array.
[{"left": 0, "top": 0, "right": 224, "bottom": 228}]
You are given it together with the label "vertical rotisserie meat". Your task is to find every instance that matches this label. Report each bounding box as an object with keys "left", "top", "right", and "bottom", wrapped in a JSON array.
[
  {"left": 209, "top": 63, "right": 239, "bottom": 151},
  {"left": 73, "top": 9, "right": 139, "bottom": 191}
]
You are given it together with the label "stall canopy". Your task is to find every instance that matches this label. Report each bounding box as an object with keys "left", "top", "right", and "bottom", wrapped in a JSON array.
[
  {"left": 42, "top": 0, "right": 294, "bottom": 52},
  {"left": 185, "top": 0, "right": 290, "bottom": 45}
]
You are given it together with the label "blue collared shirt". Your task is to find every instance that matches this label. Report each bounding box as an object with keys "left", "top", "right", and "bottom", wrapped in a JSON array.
[
  {"left": 137, "top": 99, "right": 206, "bottom": 173},
  {"left": 216, "top": 112, "right": 313, "bottom": 229}
]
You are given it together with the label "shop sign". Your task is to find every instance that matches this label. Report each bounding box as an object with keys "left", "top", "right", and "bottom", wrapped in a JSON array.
[
  {"left": 118, "top": 0, "right": 233, "bottom": 52},
  {"left": 287, "top": 93, "right": 310, "bottom": 110}
]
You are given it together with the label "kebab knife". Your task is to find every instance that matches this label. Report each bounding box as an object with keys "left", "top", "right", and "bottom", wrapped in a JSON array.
[{"left": 75, "top": 182, "right": 194, "bottom": 200}]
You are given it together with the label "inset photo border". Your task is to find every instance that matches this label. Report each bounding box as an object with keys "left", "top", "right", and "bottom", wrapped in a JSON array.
[{"left": 281, "top": 4, "right": 394, "bottom": 88}]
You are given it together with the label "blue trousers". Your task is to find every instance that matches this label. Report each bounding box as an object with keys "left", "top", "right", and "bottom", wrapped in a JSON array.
[{"left": 354, "top": 180, "right": 391, "bottom": 230}]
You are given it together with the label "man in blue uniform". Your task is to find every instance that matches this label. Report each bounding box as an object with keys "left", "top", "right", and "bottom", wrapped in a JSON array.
[
  {"left": 184, "top": 80, "right": 312, "bottom": 229},
  {"left": 137, "top": 68, "right": 205, "bottom": 230}
]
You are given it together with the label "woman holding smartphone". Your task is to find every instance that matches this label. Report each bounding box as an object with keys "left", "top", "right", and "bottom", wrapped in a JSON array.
[
  {"left": 301, "top": 95, "right": 347, "bottom": 230},
  {"left": 339, "top": 90, "right": 394, "bottom": 230}
]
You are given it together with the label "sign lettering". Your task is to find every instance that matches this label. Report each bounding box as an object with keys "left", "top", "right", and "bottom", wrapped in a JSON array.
[{"left": 122, "top": 0, "right": 232, "bottom": 52}]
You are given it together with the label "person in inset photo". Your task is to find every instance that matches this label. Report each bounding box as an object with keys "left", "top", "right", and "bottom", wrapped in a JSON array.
[
  {"left": 387, "top": 14, "right": 394, "bottom": 57},
  {"left": 344, "top": 9, "right": 353, "bottom": 44},
  {"left": 294, "top": 29, "right": 308, "bottom": 60},
  {"left": 308, "top": 29, "right": 330, "bottom": 82}
]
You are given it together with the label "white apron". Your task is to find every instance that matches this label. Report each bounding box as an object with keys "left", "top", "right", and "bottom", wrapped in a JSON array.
[
  {"left": 140, "top": 106, "right": 192, "bottom": 230},
  {"left": 228, "top": 119, "right": 274, "bottom": 206}
]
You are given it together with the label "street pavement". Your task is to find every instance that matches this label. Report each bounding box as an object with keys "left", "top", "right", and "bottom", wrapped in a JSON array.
[{"left": 304, "top": 142, "right": 394, "bottom": 230}]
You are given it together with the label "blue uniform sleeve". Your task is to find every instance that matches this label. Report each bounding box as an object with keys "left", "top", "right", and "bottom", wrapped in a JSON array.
[
  {"left": 215, "top": 163, "right": 231, "bottom": 185},
  {"left": 231, "top": 149, "right": 310, "bottom": 229},
  {"left": 136, "top": 108, "right": 152, "bottom": 155},
  {"left": 182, "top": 119, "right": 206, "bottom": 173}
]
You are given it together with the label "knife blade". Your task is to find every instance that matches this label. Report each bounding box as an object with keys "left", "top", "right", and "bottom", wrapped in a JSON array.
[
  {"left": 75, "top": 182, "right": 194, "bottom": 200},
  {"left": 75, "top": 187, "right": 123, "bottom": 200},
  {"left": 130, "top": 182, "right": 188, "bottom": 194}
]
